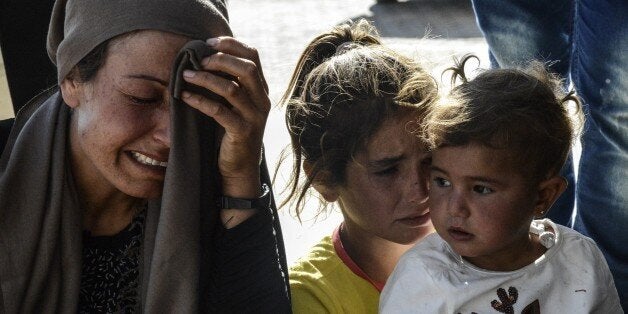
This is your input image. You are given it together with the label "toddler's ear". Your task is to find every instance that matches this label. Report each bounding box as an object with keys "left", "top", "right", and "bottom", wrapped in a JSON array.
[
  {"left": 534, "top": 176, "right": 568, "bottom": 218},
  {"left": 303, "top": 161, "right": 339, "bottom": 202}
]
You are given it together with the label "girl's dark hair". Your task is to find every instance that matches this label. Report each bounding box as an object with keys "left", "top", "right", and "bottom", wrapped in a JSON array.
[
  {"left": 280, "top": 19, "right": 438, "bottom": 220},
  {"left": 425, "top": 55, "right": 584, "bottom": 182},
  {"left": 68, "top": 31, "right": 147, "bottom": 82},
  {"left": 70, "top": 40, "right": 109, "bottom": 82}
]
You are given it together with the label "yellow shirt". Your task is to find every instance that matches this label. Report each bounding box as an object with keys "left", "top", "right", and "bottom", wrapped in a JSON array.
[{"left": 289, "top": 226, "right": 382, "bottom": 314}]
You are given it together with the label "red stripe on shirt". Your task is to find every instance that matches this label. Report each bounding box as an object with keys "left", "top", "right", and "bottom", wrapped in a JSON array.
[{"left": 332, "top": 223, "right": 385, "bottom": 292}]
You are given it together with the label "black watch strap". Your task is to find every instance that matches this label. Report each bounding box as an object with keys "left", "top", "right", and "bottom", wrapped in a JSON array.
[{"left": 216, "top": 183, "right": 271, "bottom": 209}]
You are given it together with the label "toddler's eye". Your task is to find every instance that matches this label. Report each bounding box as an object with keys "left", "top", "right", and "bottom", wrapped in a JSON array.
[
  {"left": 433, "top": 177, "right": 451, "bottom": 188},
  {"left": 473, "top": 185, "right": 493, "bottom": 194}
]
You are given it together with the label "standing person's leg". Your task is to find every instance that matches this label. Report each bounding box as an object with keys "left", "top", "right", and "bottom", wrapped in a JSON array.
[
  {"left": 571, "top": 0, "right": 628, "bottom": 307},
  {"left": 470, "top": 0, "right": 576, "bottom": 226}
]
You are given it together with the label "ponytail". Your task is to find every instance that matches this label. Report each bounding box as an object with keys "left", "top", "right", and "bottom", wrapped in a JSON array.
[{"left": 281, "top": 19, "right": 381, "bottom": 105}]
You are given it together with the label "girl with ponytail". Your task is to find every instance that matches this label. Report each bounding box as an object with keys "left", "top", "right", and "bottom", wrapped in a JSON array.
[{"left": 282, "top": 19, "right": 438, "bottom": 313}]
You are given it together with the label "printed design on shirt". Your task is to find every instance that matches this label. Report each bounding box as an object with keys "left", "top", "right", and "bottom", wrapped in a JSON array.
[
  {"left": 491, "top": 286, "right": 518, "bottom": 313},
  {"left": 521, "top": 299, "right": 540, "bottom": 314},
  {"left": 78, "top": 210, "right": 146, "bottom": 313},
  {"left": 487, "top": 287, "right": 540, "bottom": 314},
  {"left": 457, "top": 287, "right": 540, "bottom": 314}
]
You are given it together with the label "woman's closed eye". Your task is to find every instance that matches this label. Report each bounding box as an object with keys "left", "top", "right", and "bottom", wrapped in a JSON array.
[
  {"left": 118, "top": 87, "right": 162, "bottom": 106},
  {"left": 127, "top": 95, "right": 160, "bottom": 105}
]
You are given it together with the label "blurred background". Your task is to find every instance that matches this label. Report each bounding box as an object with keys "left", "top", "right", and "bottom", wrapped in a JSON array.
[{"left": 0, "top": 0, "right": 489, "bottom": 264}]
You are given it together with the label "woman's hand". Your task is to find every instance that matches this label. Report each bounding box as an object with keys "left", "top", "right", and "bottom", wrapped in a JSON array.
[{"left": 181, "top": 37, "right": 270, "bottom": 227}]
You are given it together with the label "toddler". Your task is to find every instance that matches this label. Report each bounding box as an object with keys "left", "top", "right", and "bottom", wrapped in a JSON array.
[{"left": 380, "top": 57, "right": 622, "bottom": 313}]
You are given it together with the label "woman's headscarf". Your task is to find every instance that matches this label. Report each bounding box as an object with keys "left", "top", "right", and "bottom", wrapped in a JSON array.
[{"left": 47, "top": 0, "right": 232, "bottom": 83}]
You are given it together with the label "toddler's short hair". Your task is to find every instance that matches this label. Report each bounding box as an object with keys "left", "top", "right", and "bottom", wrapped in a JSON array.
[{"left": 424, "top": 55, "right": 583, "bottom": 182}]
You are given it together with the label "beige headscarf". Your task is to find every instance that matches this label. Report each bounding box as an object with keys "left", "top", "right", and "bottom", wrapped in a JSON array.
[
  {"left": 0, "top": 0, "right": 288, "bottom": 312},
  {"left": 47, "top": 0, "right": 232, "bottom": 83}
]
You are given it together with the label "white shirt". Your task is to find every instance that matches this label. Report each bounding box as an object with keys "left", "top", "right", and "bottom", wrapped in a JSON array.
[{"left": 380, "top": 220, "right": 622, "bottom": 313}]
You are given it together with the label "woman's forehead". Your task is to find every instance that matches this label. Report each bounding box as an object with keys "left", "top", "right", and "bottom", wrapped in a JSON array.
[
  {"left": 364, "top": 117, "right": 423, "bottom": 160},
  {"left": 104, "top": 31, "right": 190, "bottom": 81}
]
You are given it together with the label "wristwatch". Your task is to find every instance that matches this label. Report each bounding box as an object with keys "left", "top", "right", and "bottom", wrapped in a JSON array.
[{"left": 216, "top": 183, "right": 271, "bottom": 209}]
